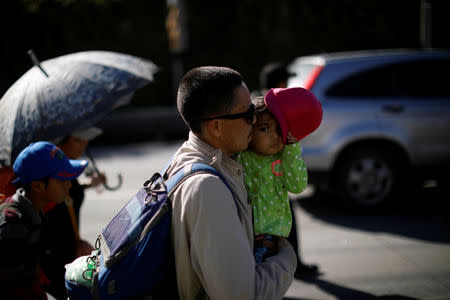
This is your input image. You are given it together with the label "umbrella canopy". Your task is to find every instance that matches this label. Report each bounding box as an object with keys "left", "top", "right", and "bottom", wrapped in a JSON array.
[{"left": 0, "top": 51, "right": 158, "bottom": 166}]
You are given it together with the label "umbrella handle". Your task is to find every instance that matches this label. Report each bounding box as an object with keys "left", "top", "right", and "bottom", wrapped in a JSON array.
[
  {"left": 103, "top": 173, "right": 123, "bottom": 191},
  {"left": 85, "top": 148, "right": 123, "bottom": 191}
]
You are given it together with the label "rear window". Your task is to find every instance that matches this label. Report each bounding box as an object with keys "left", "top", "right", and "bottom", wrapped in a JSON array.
[{"left": 326, "top": 58, "right": 450, "bottom": 98}]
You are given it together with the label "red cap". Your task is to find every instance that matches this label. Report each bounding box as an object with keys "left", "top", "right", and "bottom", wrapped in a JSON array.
[{"left": 264, "top": 87, "right": 323, "bottom": 143}]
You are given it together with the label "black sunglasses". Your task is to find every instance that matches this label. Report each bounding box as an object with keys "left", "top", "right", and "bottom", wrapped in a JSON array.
[{"left": 201, "top": 103, "right": 256, "bottom": 124}]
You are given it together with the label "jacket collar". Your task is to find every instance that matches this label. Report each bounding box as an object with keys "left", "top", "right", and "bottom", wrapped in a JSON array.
[
  {"left": 13, "top": 188, "right": 42, "bottom": 225},
  {"left": 187, "top": 132, "right": 244, "bottom": 177}
]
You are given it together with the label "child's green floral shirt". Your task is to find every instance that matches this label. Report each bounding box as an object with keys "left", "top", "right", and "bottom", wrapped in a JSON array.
[{"left": 237, "top": 143, "right": 308, "bottom": 237}]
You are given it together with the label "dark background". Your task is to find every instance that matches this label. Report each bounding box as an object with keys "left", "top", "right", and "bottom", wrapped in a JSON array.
[{"left": 1, "top": 0, "right": 449, "bottom": 109}]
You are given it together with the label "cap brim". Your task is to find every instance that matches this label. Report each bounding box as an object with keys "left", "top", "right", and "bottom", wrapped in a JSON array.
[
  {"left": 52, "top": 159, "right": 88, "bottom": 180},
  {"left": 264, "top": 89, "right": 289, "bottom": 144}
]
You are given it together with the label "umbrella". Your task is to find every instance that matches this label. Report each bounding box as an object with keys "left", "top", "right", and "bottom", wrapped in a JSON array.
[{"left": 0, "top": 50, "right": 158, "bottom": 167}]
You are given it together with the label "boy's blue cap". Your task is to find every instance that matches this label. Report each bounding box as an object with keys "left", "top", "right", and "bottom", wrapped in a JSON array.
[{"left": 12, "top": 141, "right": 88, "bottom": 185}]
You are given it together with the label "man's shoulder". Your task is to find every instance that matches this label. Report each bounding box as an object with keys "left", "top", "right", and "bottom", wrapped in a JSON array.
[
  {"left": 167, "top": 151, "right": 237, "bottom": 199},
  {"left": 173, "top": 172, "right": 239, "bottom": 221},
  {"left": 179, "top": 171, "right": 227, "bottom": 191},
  {"left": 172, "top": 171, "right": 232, "bottom": 204},
  {"left": 0, "top": 198, "right": 26, "bottom": 240}
]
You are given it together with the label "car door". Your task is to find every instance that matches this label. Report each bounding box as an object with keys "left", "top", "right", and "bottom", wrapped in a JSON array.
[{"left": 373, "top": 58, "right": 450, "bottom": 167}]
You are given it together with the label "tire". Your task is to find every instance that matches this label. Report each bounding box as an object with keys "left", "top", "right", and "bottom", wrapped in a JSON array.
[{"left": 333, "top": 146, "right": 401, "bottom": 209}]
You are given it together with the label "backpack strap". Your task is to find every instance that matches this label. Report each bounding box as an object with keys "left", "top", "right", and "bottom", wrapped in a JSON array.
[
  {"left": 165, "top": 163, "right": 240, "bottom": 217},
  {"left": 160, "top": 152, "right": 176, "bottom": 177}
]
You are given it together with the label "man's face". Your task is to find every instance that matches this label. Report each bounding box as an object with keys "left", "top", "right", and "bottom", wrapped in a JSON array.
[
  {"left": 219, "top": 83, "right": 255, "bottom": 156},
  {"left": 45, "top": 177, "right": 72, "bottom": 204}
]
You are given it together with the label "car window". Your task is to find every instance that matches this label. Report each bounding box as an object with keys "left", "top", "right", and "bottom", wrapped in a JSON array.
[{"left": 326, "top": 58, "right": 450, "bottom": 99}]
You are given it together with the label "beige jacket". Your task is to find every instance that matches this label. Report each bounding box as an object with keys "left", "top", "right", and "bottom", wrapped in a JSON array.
[{"left": 166, "top": 132, "right": 297, "bottom": 300}]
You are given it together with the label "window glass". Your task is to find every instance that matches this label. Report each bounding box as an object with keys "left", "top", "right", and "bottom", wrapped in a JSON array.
[{"left": 326, "top": 58, "right": 450, "bottom": 99}]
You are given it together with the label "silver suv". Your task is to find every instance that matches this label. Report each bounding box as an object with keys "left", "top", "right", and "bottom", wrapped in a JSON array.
[{"left": 287, "top": 49, "right": 450, "bottom": 208}]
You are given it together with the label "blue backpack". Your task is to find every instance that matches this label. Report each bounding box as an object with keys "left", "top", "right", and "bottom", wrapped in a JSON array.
[{"left": 64, "top": 162, "right": 236, "bottom": 299}]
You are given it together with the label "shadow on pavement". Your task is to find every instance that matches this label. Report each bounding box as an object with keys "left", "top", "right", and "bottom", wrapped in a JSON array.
[
  {"left": 284, "top": 277, "right": 420, "bottom": 300},
  {"left": 294, "top": 185, "right": 450, "bottom": 244}
]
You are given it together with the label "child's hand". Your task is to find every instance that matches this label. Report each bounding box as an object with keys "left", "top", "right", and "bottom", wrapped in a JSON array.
[
  {"left": 255, "top": 234, "right": 278, "bottom": 254},
  {"left": 89, "top": 171, "right": 106, "bottom": 188},
  {"left": 76, "top": 239, "right": 95, "bottom": 257},
  {"left": 286, "top": 132, "right": 298, "bottom": 144},
  {"left": 262, "top": 238, "right": 277, "bottom": 253}
]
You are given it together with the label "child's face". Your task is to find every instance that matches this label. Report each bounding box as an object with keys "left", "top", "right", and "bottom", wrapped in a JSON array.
[
  {"left": 250, "top": 112, "right": 284, "bottom": 156},
  {"left": 44, "top": 177, "right": 72, "bottom": 204}
]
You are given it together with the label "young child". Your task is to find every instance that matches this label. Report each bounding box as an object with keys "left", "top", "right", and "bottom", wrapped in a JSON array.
[
  {"left": 0, "top": 141, "right": 88, "bottom": 299},
  {"left": 238, "top": 87, "right": 322, "bottom": 263}
]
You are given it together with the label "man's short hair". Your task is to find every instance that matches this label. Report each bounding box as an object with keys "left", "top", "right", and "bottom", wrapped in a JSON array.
[{"left": 177, "top": 66, "right": 244, "bottom": 133}]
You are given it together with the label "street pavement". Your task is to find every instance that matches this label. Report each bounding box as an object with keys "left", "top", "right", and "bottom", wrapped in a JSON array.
[{"left": 65, "top": 141, "right": 450, "bottom": 300}]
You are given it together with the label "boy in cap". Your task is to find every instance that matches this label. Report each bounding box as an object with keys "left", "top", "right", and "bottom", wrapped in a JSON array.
[
  {"left": 0, "top": 141, "right": 87, "bottom": 299},
  {"left": 237, "top": 87, "right": 322, "bottom": 265},
  {"left": 40, "top": 127, "right": 105, "bottom": 300}
]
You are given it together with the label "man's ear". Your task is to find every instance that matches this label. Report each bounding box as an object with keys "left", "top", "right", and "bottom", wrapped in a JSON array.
[
  {"left": 30, "top": 180, "right": 46, "bottom": 193},
  {"left": 203, "top": 119, "right": 222, "bottom": 138}
]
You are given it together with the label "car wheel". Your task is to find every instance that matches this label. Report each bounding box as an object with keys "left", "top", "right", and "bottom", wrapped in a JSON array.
[{"left": 334, "top": 147, "right": 400, "bottom": 209}]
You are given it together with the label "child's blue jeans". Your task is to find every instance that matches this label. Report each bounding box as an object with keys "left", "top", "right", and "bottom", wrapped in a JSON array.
[{"left": 254, "top": 234, "right": 276, "bottom": 263}]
